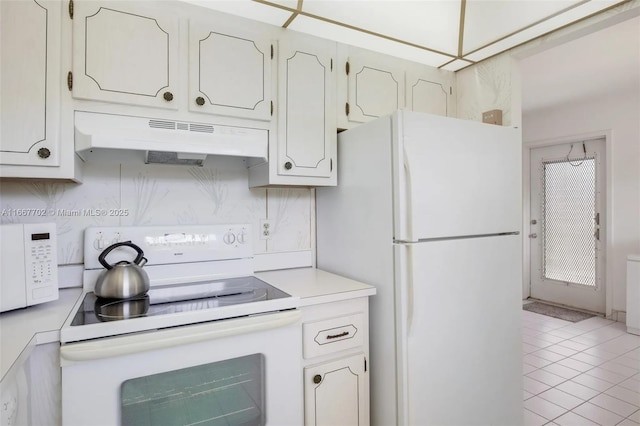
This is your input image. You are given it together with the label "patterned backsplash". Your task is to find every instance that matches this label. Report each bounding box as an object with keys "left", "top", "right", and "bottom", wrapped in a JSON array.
[{"left": 0, "top": 157, "right": 312, "bottom": 265}]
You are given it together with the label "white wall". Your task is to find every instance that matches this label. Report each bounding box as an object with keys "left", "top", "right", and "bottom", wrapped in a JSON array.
[
  {"left": 522, "top": 90, "right": 640, "bottom": 315},
  {"left": 0, "top": 155, "right": 314, "bottom": 285},
  {"left": 456, "top": 52, "right": 522, "bottom": 128}
]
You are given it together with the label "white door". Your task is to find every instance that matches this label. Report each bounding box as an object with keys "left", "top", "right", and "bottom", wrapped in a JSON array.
[
  {"left": 303, "top": 353, "right": 367, "bottom": 426},
  {"left": 345, "top": 50, "right": 404, "bottom": 124},
  {"left": 0, "top": 0, "right": 61, "bottom": 167},
  {"left": 188, "top": 19, "right": 273, "bottom": 121},
  {"left": 72, "top": 1, "right": 179, "bottom": 109},
  {"left": 277, "top": 36, "right": 335, "bottom": 179},
  {"left": 529, "top": 139, "right": 606, "bottom": 313}
]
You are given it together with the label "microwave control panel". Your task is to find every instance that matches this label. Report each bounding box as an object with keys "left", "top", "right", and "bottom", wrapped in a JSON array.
[{"left": 24, "top": 223, "right": 59, "bottom": 303}]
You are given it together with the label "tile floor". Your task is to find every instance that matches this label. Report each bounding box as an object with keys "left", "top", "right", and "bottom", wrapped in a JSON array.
[{"left": 522, "top": 310, "right": 640, "bottom": 426}]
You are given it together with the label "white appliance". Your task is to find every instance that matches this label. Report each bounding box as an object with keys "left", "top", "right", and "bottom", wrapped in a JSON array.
[
  {"left": 0, "top": 223, "right": 58, "bottom": 313},
  {"left": 317, "top": 110, "right": 524, "bottom": 425},
  {"left": 60, "top": 224, "right": 302, "bottom": 426},
  {"left": 74, "top": 111, "right": 268, "bottom": 165}
]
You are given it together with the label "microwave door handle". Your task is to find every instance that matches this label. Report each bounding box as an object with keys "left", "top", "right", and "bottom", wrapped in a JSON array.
[{"left": 60, "top": 310, "right": 301, "bottom": 364}]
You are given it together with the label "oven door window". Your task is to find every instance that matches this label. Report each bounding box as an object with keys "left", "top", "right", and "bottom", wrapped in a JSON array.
[{"left": 121, "top": 353, "right": 265, "bottom": 426}]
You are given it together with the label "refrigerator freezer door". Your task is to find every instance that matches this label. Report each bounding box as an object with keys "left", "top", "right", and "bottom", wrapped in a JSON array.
[
  {"left": 394, "top": 111, "right": 521, "bottom": 241},
  {"left": 395, "top": 234, "right": 523, "bottom": 426}
]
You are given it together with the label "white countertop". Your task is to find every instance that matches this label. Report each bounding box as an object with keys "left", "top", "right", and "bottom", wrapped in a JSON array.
[
  {"left": 0, "top": 288, "right": 82, "bottom": 381},
  {"left": 0, "top": 268, "right": 375, "bottom": 382},
  {"left": 257, "top": 267, "right": 376, "bottom": 306},
  {"left": 628, "top": 254, "right": 640, "bottom": 262}
]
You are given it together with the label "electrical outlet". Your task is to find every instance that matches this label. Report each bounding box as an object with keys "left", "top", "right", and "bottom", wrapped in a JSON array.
[{"left": 260, "top": 219, "right": 272, "bottom": 240}]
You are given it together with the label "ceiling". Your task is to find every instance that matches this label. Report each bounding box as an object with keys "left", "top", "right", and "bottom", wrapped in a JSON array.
[
  {"left": 184, "top": 0, "right": 629, "bottom": 71},
  {"left": 520, "top": 15, "right": 640, "bottom": 113}
]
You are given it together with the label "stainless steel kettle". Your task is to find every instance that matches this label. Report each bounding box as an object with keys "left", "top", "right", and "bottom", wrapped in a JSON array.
[{"left": 94, "top": 241, "right": 150, "bottom": 299}]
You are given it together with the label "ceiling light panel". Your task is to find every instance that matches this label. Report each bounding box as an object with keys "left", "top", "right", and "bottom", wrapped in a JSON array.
[
  {"left": 463, "top": 0, "right": 627, "bottom": 62},
  {"left": 294, "top": 0, "right": 461, "bottom": 56},
  {"left": 463, "top": 0, "right": 584, "bottom": 54},
  {"left": 286, "top": 14, "right": 454, "bottom": 66},
  {"left": 440, "top": 59, "right": 474, "bottom": 71},
  {"left": 183, "top": 0, "right": 293, "bottom": 26}
]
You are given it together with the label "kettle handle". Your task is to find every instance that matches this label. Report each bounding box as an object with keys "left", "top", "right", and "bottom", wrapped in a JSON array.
[{"left": 98, "top": 241, "right": 145, "bottom": 270}]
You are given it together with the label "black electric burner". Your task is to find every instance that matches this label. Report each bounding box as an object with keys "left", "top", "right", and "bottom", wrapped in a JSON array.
[{"left": 70, "top": 276, "right": 292, "bottom": 326}]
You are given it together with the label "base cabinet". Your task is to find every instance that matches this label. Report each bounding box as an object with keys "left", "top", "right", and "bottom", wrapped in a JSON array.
[
  {"left": 304, "top": 353, "right": 367, "bottom": 426},
  {"left": 301, "top": 298, "right": 370, "bottom": 426}
]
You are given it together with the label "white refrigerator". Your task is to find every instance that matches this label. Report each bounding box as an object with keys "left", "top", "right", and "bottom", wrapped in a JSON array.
[{"left": 317, "top": 110, "right": 524, "bottom": 425}]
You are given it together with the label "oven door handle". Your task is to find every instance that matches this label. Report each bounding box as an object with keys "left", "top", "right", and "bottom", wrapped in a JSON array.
[{"left": 60, "top": 309, "right": 301, "bottom": 364}]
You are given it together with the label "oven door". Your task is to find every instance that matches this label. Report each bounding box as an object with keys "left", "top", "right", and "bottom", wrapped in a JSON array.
[{"left": 60, "top": 310, "right": 302, "bottom": 426}]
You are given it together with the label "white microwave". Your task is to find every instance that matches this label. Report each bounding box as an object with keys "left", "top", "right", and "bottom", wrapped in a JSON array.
[{"left": 0, "top": 223, "right": 59, "bottom": 313}]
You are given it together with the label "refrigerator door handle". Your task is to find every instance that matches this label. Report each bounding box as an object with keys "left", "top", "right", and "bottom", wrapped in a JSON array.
[
  {"left": 394, "top": 148, "right": 413, "bottom": 241},
  {"left": 403, "top": 148, "right": 414, "bottom": 241}
]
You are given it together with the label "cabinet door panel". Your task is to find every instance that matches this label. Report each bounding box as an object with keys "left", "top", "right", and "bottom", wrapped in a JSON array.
[
  {"left": 189, "top": 21, "right": 272, "bottom": 120},
  {"left": 72, "top": 1, "right": 179, "bottom": 109},
  {"left": 304, "top": 353, "right": 367, "bottom": 426},
  {"left": 278, "top": 38, "right": 335, "bottom": 179},
  {"left": 347, "top": 54, "right": 404, "bottom": 124},
  {"left": 0, "top": 0, "right": 60, "bottom": 166},
  {"left": 409, "top": 79, "right": 448, "bottom": 116}
]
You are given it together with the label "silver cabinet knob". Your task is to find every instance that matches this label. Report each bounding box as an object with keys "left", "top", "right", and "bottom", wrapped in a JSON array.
[{"left": 528, "top": 233, "right": 537, "bottom": 239}]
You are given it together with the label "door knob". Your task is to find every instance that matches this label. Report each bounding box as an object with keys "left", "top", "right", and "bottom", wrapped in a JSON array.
[{"left": 528, "top": 233, "right": 537, "bottom": 239}]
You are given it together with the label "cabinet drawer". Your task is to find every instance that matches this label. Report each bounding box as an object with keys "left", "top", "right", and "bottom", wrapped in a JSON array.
[{"left": 303, "top": 313, "right": 364, "bottom": 359}]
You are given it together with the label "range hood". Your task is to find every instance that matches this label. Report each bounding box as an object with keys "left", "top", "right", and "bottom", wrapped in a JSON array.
[{"left": 74, "top": 111, "right": 268, "bottom": 165}]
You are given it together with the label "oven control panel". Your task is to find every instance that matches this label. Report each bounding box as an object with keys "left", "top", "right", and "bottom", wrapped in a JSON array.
[{"left": 84, "top": 224, "right": 252, "bottom": 269}]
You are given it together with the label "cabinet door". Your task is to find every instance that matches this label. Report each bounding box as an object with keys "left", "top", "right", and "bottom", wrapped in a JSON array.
[
  {"left": 278, "top": 37, "right": 335, "bottom": 179},
  {"left": 406, "top": 70, "right": 453, "bottom": 117},
  {"left": 0, "top": 0, "right": 61, "bottom": 167},
  {"left": 345, "top": 50, "right": 404, "bottom": 124},
  {"left": 72, "top": 1, "right": 179, "bottom": 109},
  {"left": 189, "top": 19, "right": 273, "bottom": 121},
  {"left": 304, "top": 353, "right": 368, "bottom": 426}
]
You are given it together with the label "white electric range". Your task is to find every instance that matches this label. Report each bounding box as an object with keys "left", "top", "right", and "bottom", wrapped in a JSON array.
[{"left": 60, "top": 224, "right": 302, "bottom": 426}]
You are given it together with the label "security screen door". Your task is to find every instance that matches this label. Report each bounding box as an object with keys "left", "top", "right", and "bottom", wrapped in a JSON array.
[{"left": 529, "top": 139, "right": 605, "bottom": 313}]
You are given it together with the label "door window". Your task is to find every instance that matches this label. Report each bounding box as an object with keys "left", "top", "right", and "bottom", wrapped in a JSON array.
[{"left": 542, "top": 157, "right": 597, "bottom": 287}]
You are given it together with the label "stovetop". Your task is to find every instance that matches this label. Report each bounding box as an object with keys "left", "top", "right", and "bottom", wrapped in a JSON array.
[
  {"left": 62, "top": 224, "right": 300, "bottom": 344},
  {"left": 70, "top": 276, "right": 291, "bottom": 326},
  {"left": 61, "top": 276, "right": 299, "bottom": 343}
]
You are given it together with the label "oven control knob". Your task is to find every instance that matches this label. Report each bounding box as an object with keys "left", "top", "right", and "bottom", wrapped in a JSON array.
[
  {"left": 237, "top": 229, "right": 248, "bottom": 244},
  {"left": 223, "top": 232, "right": 236, "bottom": 245}
]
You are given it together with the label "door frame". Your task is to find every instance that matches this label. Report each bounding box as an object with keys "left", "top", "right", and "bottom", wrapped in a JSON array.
[{"left": 523, "top": 129, "right": 613, "bottom": 317}]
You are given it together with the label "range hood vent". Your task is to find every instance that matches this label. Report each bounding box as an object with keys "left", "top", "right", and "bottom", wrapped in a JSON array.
[{"left": 75, "top": 111, "right": 268, "bottom": 163}]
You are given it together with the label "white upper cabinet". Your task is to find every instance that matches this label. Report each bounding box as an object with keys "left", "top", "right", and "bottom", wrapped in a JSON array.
[
  {"left": 340, "top": 47, "right": 405, "bottom": 126},
  {"left": 249, "top": 33, "right": 336, "bottom": 187},
  {"left": 189, "top": 19, "right": 273, "bottom": 121},
  {"left": 337, "top": 45, "right": 456, "bottom": 129},
  {"left": 0, "top": 0, "right": 61, "bottom": 168},
  {"left": 279, "top": 36, "right": 335, "bottom": 179},
  {"left": 72, "top": 1, "right": 179, "bottom": 109},
  {"left": 406, "top": 67, "right": 454, "bottom": 117}
]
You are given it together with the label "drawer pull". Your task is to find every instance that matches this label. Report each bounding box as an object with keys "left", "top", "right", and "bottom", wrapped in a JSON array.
[{"left": 326, "top": 331, "right": 349, "bottom": 340}]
